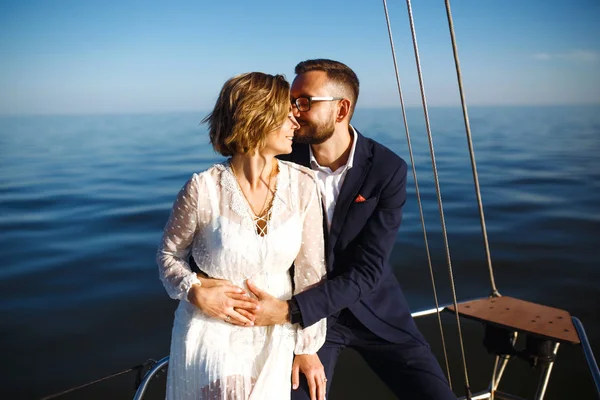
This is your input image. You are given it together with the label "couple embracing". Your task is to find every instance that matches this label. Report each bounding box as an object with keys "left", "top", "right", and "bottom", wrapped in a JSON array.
[{"left": 157, "top": 59, "right": 456, "bottom": 400}]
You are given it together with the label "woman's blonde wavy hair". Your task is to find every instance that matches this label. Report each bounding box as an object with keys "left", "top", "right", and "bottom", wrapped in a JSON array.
[{"left": 203, "top": 72, "right": 290, "bottom": 157}]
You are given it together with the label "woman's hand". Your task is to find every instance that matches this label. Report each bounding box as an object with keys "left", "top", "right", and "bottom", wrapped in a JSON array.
[
  {"left": 292, "top": 353, "right": 327, "bottom": 400},
  {"left": 187, "top": 276, "right": 259, "bottom": 326}
]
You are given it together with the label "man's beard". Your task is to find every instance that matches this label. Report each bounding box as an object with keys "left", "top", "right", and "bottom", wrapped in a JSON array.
[{"left": 293, "top": 118, "right": 335, "bottom": 145}]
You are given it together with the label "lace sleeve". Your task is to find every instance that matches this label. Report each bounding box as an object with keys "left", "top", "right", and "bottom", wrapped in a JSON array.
[
  {"left": 156, "top": 173, "right": 206, "bottom": 301},
  {"left": 293, "top": 171, "right": 327, "bottom": 354}
]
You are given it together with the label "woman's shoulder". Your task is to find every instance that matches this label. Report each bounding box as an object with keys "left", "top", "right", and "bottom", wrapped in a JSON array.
[
  {"left": 180, "top": 161, "right": 228, "bottom": 192},
  {"left": 193, "top": 161, "right": 229, "bottom": 179},
  {"left": 279, "top": 159, "right": 316, "bottom": 181},
  {"left": 278, "top": 160, "right": 319, "bottom": 201}
]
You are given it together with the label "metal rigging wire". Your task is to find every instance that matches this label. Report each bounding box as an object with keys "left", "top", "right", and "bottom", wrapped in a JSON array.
[
  {"left": 443, "top": 0, "right": 500, "bottom": 298},
  {"left": 381, "top": 0, "right": 452, "bottom": 389},
  {"left": 381, "top": 0, "right": 475, "bottom": 397},
  {"left": 40, "top": 359, "right": 158, "bottom": 400}
]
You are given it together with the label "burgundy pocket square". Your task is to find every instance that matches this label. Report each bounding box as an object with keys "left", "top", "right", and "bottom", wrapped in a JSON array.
[{"left": 354, "top": 194, "right": 367, "bottom": 203}]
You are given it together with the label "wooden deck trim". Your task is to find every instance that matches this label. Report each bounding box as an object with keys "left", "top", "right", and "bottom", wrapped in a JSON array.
[{"left": 446, "top": 296, "right": 580, "bottom": 345}]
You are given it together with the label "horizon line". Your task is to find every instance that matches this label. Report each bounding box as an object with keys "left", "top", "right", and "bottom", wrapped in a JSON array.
[{"left": 1, "top": 102, "right": 599, "bottom": 118}]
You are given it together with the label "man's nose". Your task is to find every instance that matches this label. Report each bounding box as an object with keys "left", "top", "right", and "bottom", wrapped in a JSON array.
[
  {"left": 291, "top": 102, "right": 301, "bottom": 117},
  {"left": 290, "top": 115, "right": 300, "bottom": 129}
]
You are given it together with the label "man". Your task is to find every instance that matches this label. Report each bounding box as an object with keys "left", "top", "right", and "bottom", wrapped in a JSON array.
[{"left": 243, "top": 59, "right": 456, "bottom": 400}]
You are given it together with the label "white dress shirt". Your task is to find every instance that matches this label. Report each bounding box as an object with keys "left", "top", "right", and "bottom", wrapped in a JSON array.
[{"left": 309, "top": 126, "right": 358, "bottom": 231}]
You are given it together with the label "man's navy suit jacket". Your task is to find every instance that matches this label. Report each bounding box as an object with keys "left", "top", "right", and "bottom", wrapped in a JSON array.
[{"left": 282, "top": 129, "right": 425, "bottom": 345}]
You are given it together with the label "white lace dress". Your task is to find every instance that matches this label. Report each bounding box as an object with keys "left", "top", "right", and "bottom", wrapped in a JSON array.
[{"left": 157, "top": 160, "right": 327, "bottom": 400}]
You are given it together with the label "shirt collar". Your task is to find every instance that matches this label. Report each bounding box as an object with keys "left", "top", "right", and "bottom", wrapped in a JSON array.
[{"left": 309, "top": 125, "right": 358, "bottom": 172}]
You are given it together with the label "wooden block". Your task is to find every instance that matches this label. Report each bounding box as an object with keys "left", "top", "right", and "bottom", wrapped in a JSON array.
[{"left": 446, "top": 296, "right": 580, "bottom": 344}]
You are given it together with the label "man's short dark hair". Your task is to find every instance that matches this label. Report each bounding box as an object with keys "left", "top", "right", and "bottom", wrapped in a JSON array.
[{"left": 295, "top": 59, "right": 359, "bottom": 117}]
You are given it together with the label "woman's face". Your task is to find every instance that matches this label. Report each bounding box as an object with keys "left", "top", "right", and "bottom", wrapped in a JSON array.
[{"left": 262, "top": 112, "right": 300, "bottom": 156}]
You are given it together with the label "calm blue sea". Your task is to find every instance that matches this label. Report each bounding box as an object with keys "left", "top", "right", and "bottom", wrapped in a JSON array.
[{"left": 1, "top": 105, "right": 599, "bottom": 399}]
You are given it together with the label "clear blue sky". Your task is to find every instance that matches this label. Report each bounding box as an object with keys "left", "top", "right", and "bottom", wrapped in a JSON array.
[{"left": 1, "top": 0, "right": 598, "bottom": 115}]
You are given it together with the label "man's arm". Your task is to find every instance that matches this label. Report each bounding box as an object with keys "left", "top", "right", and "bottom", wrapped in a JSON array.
[
  {"left": 294, "top": 159, "right": 407, "bottom": 327},
  {"left": 187, "top": 275, "right": 258, "bottom": 326},
  {"left": 187, "top": 256, "right": 259, "bottom": 326},
  {"left": 247, "top": 159, "right": 407, "bottom": 327}
]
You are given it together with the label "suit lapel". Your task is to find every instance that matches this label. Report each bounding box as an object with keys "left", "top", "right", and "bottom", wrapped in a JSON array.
[
  {"left": 288, "top": 136, "right": 372, "bottom": 265},
  {"left": 327, "top": 132, "right": 372, "bottom": 255},
  {"left": 288, "top": 143, "right": 310, "bottom": 167}
]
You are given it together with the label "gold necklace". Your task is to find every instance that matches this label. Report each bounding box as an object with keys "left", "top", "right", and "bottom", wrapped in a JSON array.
[{"left": 230, "top": 160, "right": 274, "bottom": 220}]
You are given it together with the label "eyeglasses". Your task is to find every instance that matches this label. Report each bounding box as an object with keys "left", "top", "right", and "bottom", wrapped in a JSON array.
[{"left": 291, "top": 96, "right": 343, "bottom": 112}]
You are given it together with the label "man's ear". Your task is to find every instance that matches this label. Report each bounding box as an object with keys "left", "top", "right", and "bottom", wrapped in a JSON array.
[{"left": 336, "top": 98, "right": 352, "bottom": 122}]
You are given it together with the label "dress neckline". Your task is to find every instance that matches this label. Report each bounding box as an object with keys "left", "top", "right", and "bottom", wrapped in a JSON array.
[{"left": 227, "top": 159, "right": 282, "bottom": 237}]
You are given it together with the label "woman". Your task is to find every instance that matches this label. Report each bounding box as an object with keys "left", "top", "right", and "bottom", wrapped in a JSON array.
[{"left": 157, "top": 72, "right": 327, "bottom": 399}]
